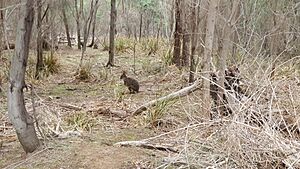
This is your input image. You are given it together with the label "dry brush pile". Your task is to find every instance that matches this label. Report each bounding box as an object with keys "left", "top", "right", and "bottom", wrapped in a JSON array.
[{"left": 120, "top": 56, "right": 300, "bottom": 168}]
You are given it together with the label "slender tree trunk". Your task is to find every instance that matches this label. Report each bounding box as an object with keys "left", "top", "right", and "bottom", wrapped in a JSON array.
[
  {"left": 79, "top": 0, "right": 99, "bottom": 68},
  {"left": 202, "top": 0, "right": 218, "bottom": 118},
  {"left": 172, "top": 0, "right": 182, "bottom": 68},
  {"left": 106, "top": 0, "right": 116, "bottom": 67},
  {"left": 269, "top": 0, "right": 279, "bottom": 79},
  {"left": 8, "top": 0, "right": 39, "bottom": 153},
  {"left": 35, "top": 0, "right": 43, "bottom": 79},
  {"left": 218, "top": 0, "right": 240, "bottom": 114},
  {"left": 139, "top": 12, "right": 143, "bottom": 42},
  {"left": 88, "top": 0, "right": 100, "bottom": 48},
  {"left": 169, "top": 0, "right": 175, "bottom": 41},
  {"left": 88, "top": 6, "right": 98, "bottom": 47},
  {"left": 1, "top": 2, "right": 12, "bottom": 52},
  {"left": 0, "top": 0, "right": 3, "bottom": 55},
  {"left": 189, "top": 0, "right": 198, "bottom": 83},
  {"left": 156, "top": 21, "right": 162, "bottom": 44},
  {"left": 75, "top": 0, "right": 81, "bottom": 49},
  {"left": 181, "top": 0, "right": 190, "bottom": 67},
  {"left": 62, "top": 1, "right": 72, "bottom": 47}
]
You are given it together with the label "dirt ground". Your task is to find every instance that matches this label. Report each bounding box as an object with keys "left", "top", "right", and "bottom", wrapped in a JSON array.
[{"left": 0, "top": 47, "right": 185, "bottom": 169}]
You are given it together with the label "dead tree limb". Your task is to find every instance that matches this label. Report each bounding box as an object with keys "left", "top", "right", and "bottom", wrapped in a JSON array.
[
  {"left": 114, "top": 140, "right": 178, "bottom": 153},
  {"left": 132, "top": 80, "right": 201, "bottom": 116}
]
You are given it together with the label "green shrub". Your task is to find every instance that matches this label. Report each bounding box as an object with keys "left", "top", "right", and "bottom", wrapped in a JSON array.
[
  {"left": 162, "top": 47, "right": 173, "bottom": 66},
  {"left": 76, "top": 64, "right": 92, "bottom": 81},
  {"left": 115, "top": 38, "right": 132, "bottom": 54},
  {"left": 43, "top": 54, "right": 61, "bottom": 76},
  {"left": 114, "top": 83, "right": 126, "bottom": 102},
  {"left": 66, "top": 111, "right": 95, "bottom": 131},
  {"left": 144, "top": 99, "right": 176, "bottom": 128},
  {"left": 141, "top": 38, "right": 159, "bottom": 56}
]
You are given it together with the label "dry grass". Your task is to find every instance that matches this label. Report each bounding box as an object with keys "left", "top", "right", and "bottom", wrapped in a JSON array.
[{"left": 140, "top": 56, "right": 300, "bottom": 168}]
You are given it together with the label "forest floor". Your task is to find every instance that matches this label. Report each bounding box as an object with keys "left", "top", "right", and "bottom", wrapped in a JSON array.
[
  {"left": 0, "top": 45, "right": 203, "bottom": 169},
  {"left": 1, "top": 42, "right": 300, "bottom": 169}
]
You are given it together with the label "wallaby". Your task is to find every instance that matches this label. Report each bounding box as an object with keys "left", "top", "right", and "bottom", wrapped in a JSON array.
[
  {"left": 120, "top": 71, "right": 139, "bottom": 94},
  {"left": 210, "top": 66, "right": 242, "bottom": 117}
]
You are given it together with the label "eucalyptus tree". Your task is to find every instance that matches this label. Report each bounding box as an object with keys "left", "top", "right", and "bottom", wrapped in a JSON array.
[
  {"left": 8, "top": 0, "right": 40, "bottom": 153},
  {"left": 106, "top": 0, "right": 116, "bottom": 67},
  {"left": 202, "top": 0, "right": 218, "bottom": 118}
]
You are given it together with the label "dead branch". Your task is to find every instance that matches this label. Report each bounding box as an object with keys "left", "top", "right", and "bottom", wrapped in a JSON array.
[
  {"left": 57, "top": 103, "right": 83, "bottom": 111},
  {"left": 114, "top": 140, "right": 178, "bottom": 153},
  {"left": 132, "top": 80, "right": 201, "bottom": 116}
]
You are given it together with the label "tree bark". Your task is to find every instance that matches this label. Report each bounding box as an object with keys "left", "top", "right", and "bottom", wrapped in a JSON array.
[
  {"left": 218, "top": 0, "right": 240, "bottom": 114},
  {"left": 269, "top": 0, "right": 279, "bottom": 79},
  {"left": 202, "top": 0, "right": 218, "bottom": 118},
  {"left": 75, "top": 0, "right": 82, "bottom": 49},
  {"left": 181, "top": 0, "right": 190, "bottom": 67},
  {"left": 8, "top": 0, "right": 39, "bottom": 153},
  {"left": 35, "top": 0, "right": 43, "bottom": 79},
  {"left": 88, "top": 5, "right": 98, "bottom": 47},
  {"left": 62, "top": 1, "right": 72, "bottom": 47},
  {"left": 0, "top": 0, "right": 3, "bottom": 56},
  {"left": 139, "top": 12, "right": 143, "bottom": 42},
  {"left": 189, "top": 0, "right": 198, "bottom": 83},
  {"left": 79, "top": 0, "right": 99, "bottom": 68},
  {"left": 106, "top": 0, "right": 116, "bottom": 67},
  {"left": 172, "top": 0, "right": 182, "bottom": 68}
]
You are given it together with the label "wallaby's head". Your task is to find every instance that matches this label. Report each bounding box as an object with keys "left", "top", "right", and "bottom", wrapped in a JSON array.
[
  {"left": 120, "top": 71, "right": 127, "bottom": 80},
  {"left": 225, "top": 65, "right": 240, "bottom": 77}
]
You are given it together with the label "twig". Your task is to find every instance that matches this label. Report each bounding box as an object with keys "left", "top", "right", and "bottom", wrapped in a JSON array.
[{"left": 29, "top": 84, "right": 44, "bottom": 139}]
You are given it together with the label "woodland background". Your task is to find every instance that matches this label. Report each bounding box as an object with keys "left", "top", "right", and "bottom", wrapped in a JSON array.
[{"left": 0, "top": 0, "right": 300, "bottom": 168}]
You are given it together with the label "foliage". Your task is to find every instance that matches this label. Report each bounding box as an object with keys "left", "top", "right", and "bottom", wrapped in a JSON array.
[
  {"left": 115, "top": 38, "right": 133, "bottom": 54},
  {"left": 144, "top": 99, "right": 175, "bottom": 128},
  {"left": 66, "top": 111, "right": 95, "bottom": 131},
  {"left": 43, "top": 54, "right": 61, "bottom": 77},
  {"left": 113, "top": 83, "right": 126, "bottom": 102},
  {"left": 134, "top": 0, "right": 162, "bottom": 23},
  {"left": 141, "top": 38, "right": 159, "bottom": 56},
  {"left": 162, "top": 47, "right": 173, "bottom": 66},
  {"left": 96, "top": 66, "right": 110, "bottom": 81},
  {"left": 76, "top": 64, "right": 93, "bottom": 81}
]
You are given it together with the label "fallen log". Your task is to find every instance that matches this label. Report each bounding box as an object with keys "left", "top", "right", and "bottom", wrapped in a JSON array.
[{"left": 132, "top": 80, "right": 201, "bottom": 116}]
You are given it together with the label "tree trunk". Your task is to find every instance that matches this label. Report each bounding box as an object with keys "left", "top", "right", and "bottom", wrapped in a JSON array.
[
  {"left": 172, "top": 0, "right": 182, "bottom": 68},
  {"left": 202, "top": 0, "right": 218, "bottom": 118},
  {"left": 88, "top": 6, "right": 98, "bottom": 47},
  {"left": 8, "top": 0, "right": 39, "bottom": 153},
  {"left": 62, "top": 1, "right": 72, "bottom": 47},
  {"left": 269, "top": 0, "right": 279, "bottom": 79},
  {"left": 0, "top": 0, "right": 3, "bottom": 56},
  {"left": 79, "top": 0, "right": 99, "bottom": 68},
  {"left": 35, "top": 0, "right": 43, "bottom": 79},
  {"left": 106, "top": 0, "right": 116, "bottom": 67},
  {"left": 189, "top": 0, "right": 198, "bottom": 83},
  {"left": 181, "top": 0, "right": 190, "bottom": 67},
  {"left": 218, "top": 0, "right": 240, "bottom": 114},
  {"left": 75, "top": 0, "right": 81, "bottom": 49},
  {"left": 139, "top": 12, "right": 143, "bottom": 42}
]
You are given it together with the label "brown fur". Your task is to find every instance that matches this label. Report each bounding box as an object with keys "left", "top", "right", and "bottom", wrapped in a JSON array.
[
  {"left": 210, "top": 66, "right": 242, "bottom": 117},
  {"left": 120, "top": 71, "right": 139, "bottom": 94}
]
